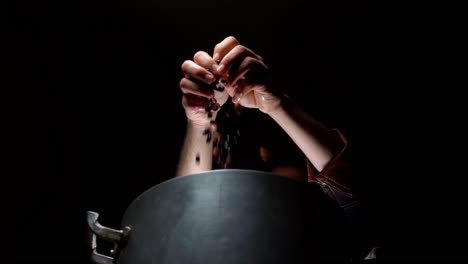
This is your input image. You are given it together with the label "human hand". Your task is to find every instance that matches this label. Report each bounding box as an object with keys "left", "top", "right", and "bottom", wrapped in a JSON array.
[
  {"left": 179, "top": 51, "right": 230, "bottom": 126},
  {"left": 213, "top": 36, "right": 285, "bottom": 114}
]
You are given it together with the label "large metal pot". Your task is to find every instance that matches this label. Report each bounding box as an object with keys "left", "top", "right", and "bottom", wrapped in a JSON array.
[{"left": 87, "top": 169, "right": 348, "bottom": 264}]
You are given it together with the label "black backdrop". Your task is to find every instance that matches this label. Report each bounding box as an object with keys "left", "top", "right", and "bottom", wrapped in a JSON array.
[{"left": 5, "top": 0, "right": 467, "bottom": 262}]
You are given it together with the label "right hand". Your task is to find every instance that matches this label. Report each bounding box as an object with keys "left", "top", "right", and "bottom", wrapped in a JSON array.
[
  {"left": 179, "top": 51, "right": 230, "bottom": 126},
  {"left": 213, "top": 36, "right": 285, "bottom": 114}
]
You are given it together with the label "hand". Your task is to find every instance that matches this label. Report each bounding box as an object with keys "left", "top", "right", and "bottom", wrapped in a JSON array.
[
  {"left": 213, "top": 36, "right": 285, "bottom": 114},
  {"left": 179, "top": 51, "right": 230, "bottom": 126}
]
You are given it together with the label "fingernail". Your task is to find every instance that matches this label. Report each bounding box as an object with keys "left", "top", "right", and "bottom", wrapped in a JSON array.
[
  {"left": 210, "top": 63, "right": 218, "bottom": 73},
  {"left": 217, "top": 64, "right": 225, "bottom": 74},
  {"left": 232, "top": 92, "right": 242, "bottom": 103},
  {"left": 213, "top": 53, "right": 219, "bottom": 62},
  {"left": 205, "top": 73, "right": 215, "bottom": 83}
]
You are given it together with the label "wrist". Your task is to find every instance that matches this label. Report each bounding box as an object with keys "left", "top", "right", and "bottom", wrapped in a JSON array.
[
  {"left": 266, "top": 92, "right": 295, "bottom": 118},
  {"left": 187, "top": 119, "right": 212, "bottom": 130}
]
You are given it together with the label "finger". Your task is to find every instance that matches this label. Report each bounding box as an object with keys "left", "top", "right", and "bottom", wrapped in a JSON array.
[
  {"left": 179, "top": 77, "right": 214, "bottom": 98},
  {"left": 181, "top": 60, "right": 216, "bottom": 84},
  {"left": 217, "top": 45, "right": 262, "bottom": 76},
  {"left": 182, "top": 93, "right": 209, "bottom": 112},
  {"left": 212, "top": 36, "right": 240, "bottom": 64},
  {"left": 225, "top": 84, "right": 237, "bottom": 98},
  {"left": 232, "top": 81, "right": 258, "bottom": 105},
  {"left": 193, "top": 51, "right": 218, "bottom": 73},
  {"left": 228, "top": 56, "right": 267, "bottom": 87}
]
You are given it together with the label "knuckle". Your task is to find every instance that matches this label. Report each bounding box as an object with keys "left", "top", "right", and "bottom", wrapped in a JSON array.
[
  {"left": 181, "top": 60, "right": 191, "bottom": 71},
  {"left": 226, "top": 36, "right": 238, "bottom": 43},
  {"left": 194, "top": 67, "right": 205, "bottom": 77},
  {"left": 245, "top": 56, "right": 256, "bottom": 65},
  {"left": 231, "top": 45, "right": 244, "bottom": 55},
  {"left": 193, "top": 51, "right": 205, "bottom": 61},
  {"left": 179, "top": 78, "right": 188, "bottom": 87}
]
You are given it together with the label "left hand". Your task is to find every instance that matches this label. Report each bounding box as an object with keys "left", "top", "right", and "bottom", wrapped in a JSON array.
[{"left": 179, "top": 50, "right": 230, "bottom": 126}]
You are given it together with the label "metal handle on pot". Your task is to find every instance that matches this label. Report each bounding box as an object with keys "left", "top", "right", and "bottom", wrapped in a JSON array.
[{"left": 86, "top": 211, "right": 131, "bottom": 264}]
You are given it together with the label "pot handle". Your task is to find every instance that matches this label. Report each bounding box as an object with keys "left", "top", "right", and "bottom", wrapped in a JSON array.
[{"left": 86, "top": 211, "right": 131, "bottom": 264}]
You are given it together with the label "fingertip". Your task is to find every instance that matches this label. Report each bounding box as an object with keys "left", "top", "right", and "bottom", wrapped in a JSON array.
[
  {"left": 232, "top": 92, "right": 242, "bottom": 104},
  {"left": 205, "top": 73, "right": 216, "bottom": 83},
  {"left": 217, "top": 64, "right": 225, "bottom": 75},
  {"left": 179, "top": 77, "right": 186, "bottom": 87},
  {"left": 210, "top": 63, "right": 218, "bottom": 73},
  {"left": 213, "top": 53, "right": 220, "bottom": 62}
]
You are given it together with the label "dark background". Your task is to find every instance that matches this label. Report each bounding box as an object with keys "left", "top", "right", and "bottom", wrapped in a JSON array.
[{"left": 4, "top": 0, "right": 466, "bottom": 262}]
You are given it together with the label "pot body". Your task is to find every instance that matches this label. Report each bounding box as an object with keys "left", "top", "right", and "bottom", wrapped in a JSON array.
[{"left": 89, "top": 169, "right": 348, "bottom": 264}]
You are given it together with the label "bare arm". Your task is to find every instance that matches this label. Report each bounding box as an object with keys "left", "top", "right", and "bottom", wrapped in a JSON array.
[
  {"left": 267, "top": 97, "right": 343, "bottom": 172},
  {"left": 175, "top": 49, "right": 229, "bottom": 177},
  {"left": 213, "top": 36, "right": 344, "bottom": 174},
  {"left": 176, "top": 36, "right": 346, "bottom": 181},
  {"left": 176, "top": 120, "right": 214, "bottom": 176}
]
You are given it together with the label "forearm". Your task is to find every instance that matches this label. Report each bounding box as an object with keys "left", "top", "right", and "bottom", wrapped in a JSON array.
[
  {"left": 176, "top": 120, "right": 214, "bottom": 176},
  {"left": 267, "top": 97, "right": 343, "bottom": 172}
]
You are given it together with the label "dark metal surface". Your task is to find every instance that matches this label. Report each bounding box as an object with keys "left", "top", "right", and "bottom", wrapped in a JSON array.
[{"left": 114, "top": 169, "right": 343, "bottom": 264}]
